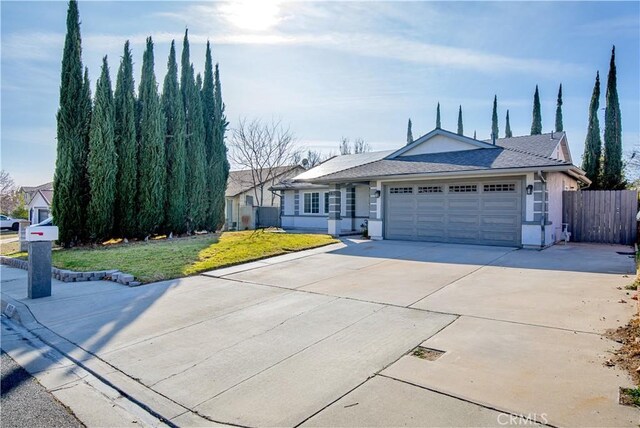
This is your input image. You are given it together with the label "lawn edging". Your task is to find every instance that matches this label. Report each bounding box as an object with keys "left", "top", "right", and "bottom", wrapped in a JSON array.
[{"left": 0, "top": 256, "right": 140, "bottom": 287}]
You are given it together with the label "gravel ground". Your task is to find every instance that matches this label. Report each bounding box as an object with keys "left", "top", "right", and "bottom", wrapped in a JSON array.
[{"left": 1, "top": 351, "right": 83, "bottom": 428}]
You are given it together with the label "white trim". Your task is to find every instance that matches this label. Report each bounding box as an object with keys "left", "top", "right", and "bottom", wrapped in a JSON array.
[
  {"left": 387, "top": 128, "right": 496, "bottom": 159},
  {"left": 302, "top": 191, "right": 320, "bottom": 214}
]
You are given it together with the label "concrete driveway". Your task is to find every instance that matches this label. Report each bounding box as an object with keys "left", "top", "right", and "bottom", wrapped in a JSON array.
[{"left": 1, "top": 239, "right": 638, "bottom": 427}]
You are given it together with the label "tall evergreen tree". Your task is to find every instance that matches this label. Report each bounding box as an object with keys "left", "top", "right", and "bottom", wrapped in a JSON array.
[
  {"left": 491, "top": 95, "right": 498, "bottom": 139},
  {"left": 87, "top": 56, "right": 116, "bottom": 241},
  {"left": 457, "top": 106, "right": 463, "bottom": 136},
  {"left": 212, "top": 62, "right": 230, "bottom": 229},
  {"left": 162, "top": 40, "right": 187, "bottom": 234},
  {"left": 406, "top": 118, "right": 413, "bottom": 145},
  {"left": 582, "top": 72, "right": 602, "bottom": 189},
  {"left": 137, "top": 37, "right": 166, "bottom": 236},
  {"left": 113, "top": 41, "right": 137, "bottom": 238},
  {"left": 602, "top": 46, "right": 624, "bottom": 189},
  {"left": 435, "top": 102, "right": 441, "bottom": 129},
  {"left": 531, "top": 85, "right": 542, "bottom": 135},
  {"left": 202, "top": 41, "right": 218, "bottom": 228},
  {"left": 52, "top": 0, "right": 88, "bottom": 246},
  {"left": 555, "top": 83, "right": 563, "bottom": 132},
  {"left": 196, "top": 73, "right": 203, "bottom": 92},
  {"left": 505, "top": 110, "right": 513, "bottom": 138},
  {"left": 473, "top": 130, "right": 477, "bottom": 139},
  {"left": 78, "top": 67, "right": 92, "bottom": 241},
  {"left": 181, "top": 30, "right": 207, "bottom": 231}
]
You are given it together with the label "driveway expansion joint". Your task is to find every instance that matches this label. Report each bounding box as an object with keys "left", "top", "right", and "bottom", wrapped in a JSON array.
[{"left": 377, "top": 374, "right": 559, "bottom": 428}]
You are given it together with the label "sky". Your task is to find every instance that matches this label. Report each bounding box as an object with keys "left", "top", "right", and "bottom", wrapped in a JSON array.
[{"left": 1, "top": 1, "right": 639, "bottom": 186}]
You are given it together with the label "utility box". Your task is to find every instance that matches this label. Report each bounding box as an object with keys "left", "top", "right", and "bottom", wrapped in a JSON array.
[{"left": 25, "top": 225, "right": 58, "bottom": 299}]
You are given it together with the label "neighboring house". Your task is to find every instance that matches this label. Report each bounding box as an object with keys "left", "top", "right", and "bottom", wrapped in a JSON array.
[
  {"left": 273, "top": 128, "right": 588, "bottom": 248},
  {"left": 20, "top": 182, "right": 53, "bottom": 225},
  {"left": 225, "top": 165, "right": 305, "bottom": 229}
]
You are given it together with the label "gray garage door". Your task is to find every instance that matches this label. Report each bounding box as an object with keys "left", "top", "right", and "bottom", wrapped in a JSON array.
[{"left": 385, "top": 178, "right": 523, "bottom": 246}]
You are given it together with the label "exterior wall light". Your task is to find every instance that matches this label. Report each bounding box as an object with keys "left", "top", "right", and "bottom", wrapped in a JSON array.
[
  {"left": 526, "top": 184, "right": 533, "bottom": 195},
  {"left": 374, "top": 190, "right": 381, "bottom": 198}
]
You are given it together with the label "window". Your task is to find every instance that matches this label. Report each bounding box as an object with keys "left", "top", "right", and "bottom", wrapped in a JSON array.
[
  {"left": 418, "top": 186, "right": 443, "bottom": 194},
  {"left": 304, "top": 192, "right": 320, "bottom": 214},
  {"left": 245, "top": 195, "right": 254, "bottom": 206},
  {"left": 449, "top": 185, "right": 477, "bottom": 193},
  {"left": 389, "top": 187, "right": 413, "bottom": 194},
  {"left": 483, "top": 183, "right": 516, "bottom": 192},
  {"left": 324, "top": 192, "right": 329, "bottom": 214},
  {"left": 0, "top": 215, "right": 6, "bottom": 221}
]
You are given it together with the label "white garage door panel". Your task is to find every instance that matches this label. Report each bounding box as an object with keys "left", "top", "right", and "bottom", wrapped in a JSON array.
[{"left": 385, "top": 178, "right": 522, "bottom": 246}]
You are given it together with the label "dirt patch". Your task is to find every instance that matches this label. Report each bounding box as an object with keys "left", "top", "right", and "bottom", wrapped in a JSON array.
[
  {"left": 605, "top": 315, "right": 640, "bottom": 388},
  {"left": 411, "top": 346, "right": 445, "bottom": 361}
]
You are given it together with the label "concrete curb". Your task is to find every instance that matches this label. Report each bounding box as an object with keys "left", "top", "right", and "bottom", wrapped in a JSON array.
[
  {"left": 0, "top": 300, "right": 168, "bottom": 427},
  {"left": 0, "top": 294, "right": 223, "bottom": 427},
  {"left": 0, "top": 256, "right": 141, "bottom": 287}
]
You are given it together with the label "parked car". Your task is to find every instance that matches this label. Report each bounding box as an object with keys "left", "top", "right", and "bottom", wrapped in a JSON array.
[
  {"left": 34, "top": 216, "right": 54, "bottom": 227},
  {"left": 0, "top": 215, "right": 28, "bottom": 231}
]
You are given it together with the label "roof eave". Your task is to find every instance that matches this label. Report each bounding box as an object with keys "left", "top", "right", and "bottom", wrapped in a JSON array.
[{"left": 305, "top": 164, "right": 580, "bottom": 184}]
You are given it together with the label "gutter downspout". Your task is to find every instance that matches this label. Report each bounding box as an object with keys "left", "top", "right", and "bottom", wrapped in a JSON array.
[{"left": 538, "top": 170, "right": 547, "bottom": 249}]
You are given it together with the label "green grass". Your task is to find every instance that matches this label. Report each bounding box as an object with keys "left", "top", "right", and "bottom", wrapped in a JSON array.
[
  {"left": 7, "top": 230, "right": 338, "bottom": 283},
  {"left": 621, "top": 387, "right": 640, "bottom": 407}
]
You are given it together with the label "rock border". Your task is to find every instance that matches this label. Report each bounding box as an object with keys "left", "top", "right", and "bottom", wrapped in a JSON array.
[{"left": 0, "top": 256, "right": 141, "bottom": 287}]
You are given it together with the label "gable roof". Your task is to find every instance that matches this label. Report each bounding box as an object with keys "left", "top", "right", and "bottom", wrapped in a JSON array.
[
  {"left": 388, "top": 128, "right": 496, "bottom": 158},
  {"left": 226, "top": 165, "right": 303, "bottom": 197},
  {"left": 308, "top": 147, "right": 573, "bottom": 182}
]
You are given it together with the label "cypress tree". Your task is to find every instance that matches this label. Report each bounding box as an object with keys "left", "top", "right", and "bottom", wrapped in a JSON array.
[
  {"left": 78, "top": 67, "right": 92, "bottom": 241},
  {"left": 52, "top": 0, "right": 87, "bottom": 246},
  {"left": 202, "top": 41, "right": 217, "bottom": 228},
  {"left": 473, "top": 130, "right": 477, "bottom": 139},
  {"left": 406, "top": 118, "right": 413, "bottom": 145},
  {"left": 505, "top": 110, "right": 513, "bottom": 138},
  {"left": 181, "top": 30, "right": 207, "bottom": 231},
  {"left": 491, "top": 95, "right": 498, "bottom": 139},
  {"left": 137, "top": 37, "right": 166, "bottom": 236},
  {"left": 457, "top": 106, "right": 463, "bottom": 136},
  {"left": 212, "top": 62, "right": 230, "bottom": 229},
  {"left": 162, "top": 40, "right": 187, "bottom": 234},
  {"left": 113, "top": 41, "right": 137, "bottom": 238},
  {"left": 435, "top": 102, "right": 441, "bottom": 129},
  {"left": 196, "top": 73, "right": 203, "bottom": 92},
  {"left": 531, "top": 85, "right": 542, "bottom": 135},
  {"left": 87, "top": 56, "right": 116, "bottom": 241},
  {"left": 602, "top": 46, "right": 624, "bottom": 189},
  {"left": 555, "top": 84, "right": 563, "bottom": 132},
  {"left": 582, "top": 72, "right": 602, "bottom": 189}
]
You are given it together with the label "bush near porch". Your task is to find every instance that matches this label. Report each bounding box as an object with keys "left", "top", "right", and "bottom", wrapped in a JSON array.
[{"left": 3, "top": 230, "right": 338, "bottom": 283}]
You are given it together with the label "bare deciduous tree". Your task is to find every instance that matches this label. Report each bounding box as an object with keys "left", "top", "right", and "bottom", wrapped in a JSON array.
[
  {"left": 339, "top": 137, "right": 371, "bottom": 155},
  {"left": 0, "top": 170, "right": 17, "bottom": 214},
  {"left": 229, "top": 118, "right": 301, "bottom": 206},
  {"left": 302, "top": 150, "right": 332, "bottom": 168}
]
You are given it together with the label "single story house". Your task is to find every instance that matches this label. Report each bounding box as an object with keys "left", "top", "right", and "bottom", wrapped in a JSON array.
[
  {"left": 20, "top": 182, "right": 53, "bottom": 225},
  {"left": 272, "top": 128, "right": 589, "bottom": 248},
  {"left": 225, "top": 165, "right": 305, "bottom": 229}
]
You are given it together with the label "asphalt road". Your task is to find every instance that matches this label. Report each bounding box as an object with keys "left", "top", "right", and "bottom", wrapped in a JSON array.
[{"left": 1, "top": 351, "right": 83, "bottom": 428}]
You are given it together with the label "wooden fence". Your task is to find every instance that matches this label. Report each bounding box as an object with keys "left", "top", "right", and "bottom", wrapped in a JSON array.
[{"left": 562, "top": 190, "right": 638, "bottom": 245}]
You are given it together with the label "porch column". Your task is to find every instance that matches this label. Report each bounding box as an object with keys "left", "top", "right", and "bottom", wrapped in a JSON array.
[
  {"left": 327, "top": 184, "right": 341, "bottom": 237},
  {"left": 368, "top": 181, "right": 383, "bottom": 240},
  {"left": 346, "top": 185, "right": 356, "bottom": 231}
]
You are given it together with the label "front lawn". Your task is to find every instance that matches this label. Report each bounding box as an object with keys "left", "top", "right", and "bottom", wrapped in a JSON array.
[{"left": 5, "top": 230, "right": 338, "bottom": 283}]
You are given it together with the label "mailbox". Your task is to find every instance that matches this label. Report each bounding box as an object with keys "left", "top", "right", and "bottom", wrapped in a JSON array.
[
  {"left": 25, "top": 226, "right": 58, "bottom": 298},
  {"left": 26, "top": 226, "right": 59, "bottom": 242}
]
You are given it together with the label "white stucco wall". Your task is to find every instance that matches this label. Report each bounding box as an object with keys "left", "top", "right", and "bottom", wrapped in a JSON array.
[{"left": 401, "top": 134, "right": 480, "bottom": 156}]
